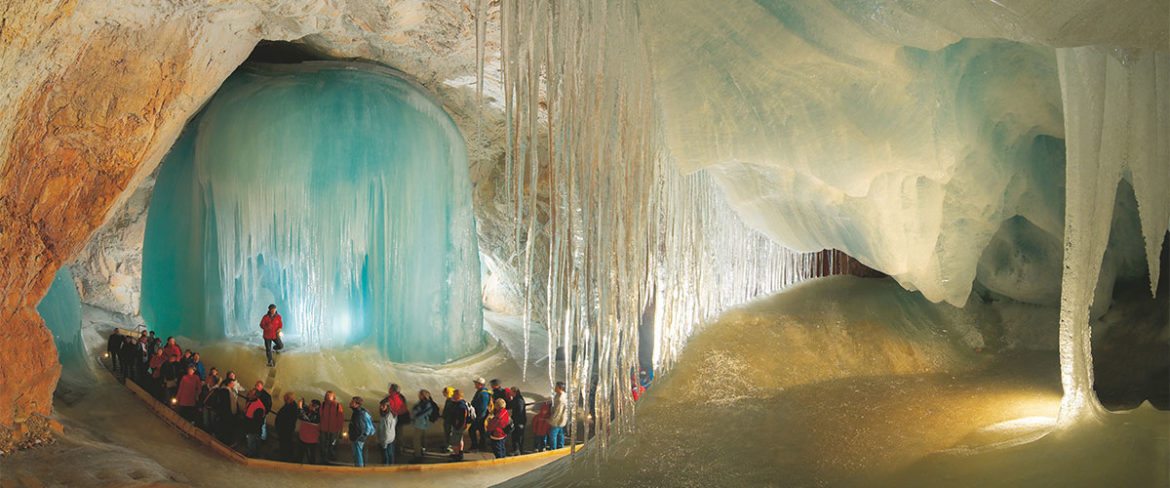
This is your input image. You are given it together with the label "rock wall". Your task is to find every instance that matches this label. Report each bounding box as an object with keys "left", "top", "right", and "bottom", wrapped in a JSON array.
[{"left": 0, "top": 0, "right": 504, "bottom": 443}]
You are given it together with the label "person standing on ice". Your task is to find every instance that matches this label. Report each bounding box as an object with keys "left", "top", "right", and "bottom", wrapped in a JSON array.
[
  {"left": 469, "top": 377, "right": 492, "bottom": 451},
  {"left": 348, "top": 396, "right": 375, "bottom": 467},
  {"left": 548, "top": 381, "right": 568, "bottom": 449},
  {"left": 380, "top": 383, "right": 410, "bottom": 457},
  {"left": 319, "top": 390, "right": 345, "bottom": 462},
  {"left": 260, "top": 304, "right": 284, "bottom": 367},
  {"left": 106, "top": 328, "right": 122, "bottom": 371}
]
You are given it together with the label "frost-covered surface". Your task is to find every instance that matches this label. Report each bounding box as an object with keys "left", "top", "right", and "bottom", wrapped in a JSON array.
[{"left": 141, "top": 62, "right": 482, "bottom": 363}]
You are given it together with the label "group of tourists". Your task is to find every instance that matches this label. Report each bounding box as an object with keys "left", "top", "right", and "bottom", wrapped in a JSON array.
[
  {"left": 340, "top": 377, "right": 570, "bottom": 467},
  {"left": 106, "top": 326, "right": 574, "bottom": 467}
]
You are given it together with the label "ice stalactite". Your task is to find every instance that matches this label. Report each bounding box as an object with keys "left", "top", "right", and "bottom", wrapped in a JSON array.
[
  {"left": 1055, "top": 46, "right": 1168, "bottom": 424},
  {"left": 142, "top": 62, "right": 483, "bottom": 364},
  {"left": 497, "top": 0, "right": 841, "bottom": 451}
]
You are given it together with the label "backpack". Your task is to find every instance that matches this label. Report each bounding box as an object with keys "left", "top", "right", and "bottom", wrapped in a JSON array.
[
  {"left": 360, "top": 409, "right": 376, "bottom": 438},
  {"left": 464, "top": 401, "right": 476, "bottom": 427},
  {"left": 427, "top": 399, "right": 440, "bottom": 423}
]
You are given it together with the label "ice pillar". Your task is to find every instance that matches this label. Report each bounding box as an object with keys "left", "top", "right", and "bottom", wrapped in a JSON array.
[
  {"left": 142, "top": 62, "right": 483, "bottom": 364},
  {"left": 1055, "top": 46, "right": 1168, "bottom": 424}
]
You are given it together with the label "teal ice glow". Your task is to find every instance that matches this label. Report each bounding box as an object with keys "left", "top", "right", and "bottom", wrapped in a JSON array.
[
  {"left": 38, "top": 267, "right": 86, "bottom": 371},
  {"left": 141, "top": 62, "right": 483, "bottom": 363}
]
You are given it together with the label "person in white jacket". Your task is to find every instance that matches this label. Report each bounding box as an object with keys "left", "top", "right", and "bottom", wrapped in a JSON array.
[
  {"left": 548, "top": 381, "right": 568, "bottom": 449},
  {"left": 377, "top": 401, "right": 398, "bottom": 465}
]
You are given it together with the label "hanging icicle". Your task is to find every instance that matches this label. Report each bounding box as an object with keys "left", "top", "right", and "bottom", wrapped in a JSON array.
[{"left": 492, "top": 0, "right": 849, "bottom": 453}]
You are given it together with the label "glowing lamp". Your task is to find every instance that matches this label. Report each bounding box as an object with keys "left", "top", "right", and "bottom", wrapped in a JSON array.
[
  {"left": 171, "top": 398, "right": 178, "bottom": 405},
  {"left": 103, "top": 352, "right": 110, "bottom": 358},
  {"left": 342, "top": 431, "right": 348, "bottom": 438}
]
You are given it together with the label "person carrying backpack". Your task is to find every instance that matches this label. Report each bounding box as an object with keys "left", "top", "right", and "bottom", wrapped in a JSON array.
[
  {"left": 408, "top": 390, "right": 437, "bottom": 462},
  {"left": 377, "top": 399, "right": 397, "bottom": 465},
  {"left": 299, "top": 399, "right": 322, "bottom": 465},
  {"left": 348, "top": 396, "right": 374, "bottom": 467},
  {"left": 443, "top": 389, "right": 471, "bottom": 461},
  {"left": 469, "top": 378, "right": 492, "bottom": 451},
  {"left": 380, "top": 383, "right": 410, "bottom": 457},
  {"left": 244, "top": 390, "right": 267, "bottom": 457}
]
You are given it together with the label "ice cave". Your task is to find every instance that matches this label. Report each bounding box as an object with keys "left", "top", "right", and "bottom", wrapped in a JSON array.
[{"left": 0, "top": 1, "right": 1166, "bottom": 487}]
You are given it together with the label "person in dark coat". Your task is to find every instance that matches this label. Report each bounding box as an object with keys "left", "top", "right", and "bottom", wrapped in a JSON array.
[
  {"left": 161, "top": 355, "right": 184, "bottom": 400},
  {"left": 106, "top": 328, "right": 122, "bottom": 371},
  {"left": 275, "top": 392, "right": 302, "bottom": 462},
  {"left": 209, "top": 379, "right": 241, "bottom": 444},
  {"left": 254, "top": 381, "right": 273, "bottom": 412},
  {"left": 118, "top": 336, "right": 138, "bottom": 381},
  {"left": 507, "top": 387, "right": 528, "bottom": 455}
]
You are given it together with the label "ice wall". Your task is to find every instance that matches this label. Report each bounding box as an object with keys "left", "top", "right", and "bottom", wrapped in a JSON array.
[
  {"left": 141, "top": 62, "right": 483, "bottom": 364},
  {"left": 1054, "top": 46, "right": 1168, "bottom": 423},
  {"left": 36, "top": 267, "right": 86, "bottom": 372}
]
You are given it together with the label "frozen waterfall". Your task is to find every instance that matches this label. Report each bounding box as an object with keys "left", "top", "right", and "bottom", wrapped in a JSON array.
[{"left": 141, "top": 62, "right": 483, "bottom": 364}]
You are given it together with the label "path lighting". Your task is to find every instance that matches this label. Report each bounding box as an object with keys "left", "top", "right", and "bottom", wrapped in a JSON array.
[{"left": 171, "top": 397, "right": 178, "bottom": 406}]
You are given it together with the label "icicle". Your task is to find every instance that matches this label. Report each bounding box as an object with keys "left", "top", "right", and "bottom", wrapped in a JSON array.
[{"left": 499, "top": 0, "right": 836, "bottom": 452}]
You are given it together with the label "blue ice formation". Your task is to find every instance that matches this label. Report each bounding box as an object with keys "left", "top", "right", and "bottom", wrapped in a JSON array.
[
  {"left": 141, "top": 62, "right": 483, "bottom": 364},
  {"left": 37, "top": 267, "right": 86, "bottom": 371}
]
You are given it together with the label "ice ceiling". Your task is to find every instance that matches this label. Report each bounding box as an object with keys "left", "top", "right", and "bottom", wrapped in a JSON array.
[{"left": 642, "top": 0, "right": 1166, "bottom": 308}]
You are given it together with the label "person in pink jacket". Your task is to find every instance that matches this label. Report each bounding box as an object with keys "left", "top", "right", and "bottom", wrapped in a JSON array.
[{"left": 176, "top": 365, "right": 202, "bottom": 423}]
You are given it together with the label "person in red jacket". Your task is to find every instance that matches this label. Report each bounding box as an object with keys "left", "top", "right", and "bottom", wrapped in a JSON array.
[
  {"left": 319, "top": 390, "right": 345, "bottom": 463},
  {"left": 162, "top": 337, "right": 182, "bottom": 361},
  {"left": 260, "top": 304, "right": 284, "bottom": 367},
  {"left": 531, "top": 403, "right": 551, "bottom": 452},
  {"left": 176, "top": 365, "right": 202, "bottom": 423},
  {"left": 485, "top": 398, "right": 511, "bottom": 459}
]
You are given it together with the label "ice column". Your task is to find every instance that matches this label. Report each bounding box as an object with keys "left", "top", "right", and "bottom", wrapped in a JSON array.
[
  {"left": 142, "top": 63, "right": 483, "bottom": 364},
  {"left": 497, "top": 0, "right": 840, "bottom": 451},
  {"left": 1055, "top": 46, "right": 1168, "bottom": 424}
]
